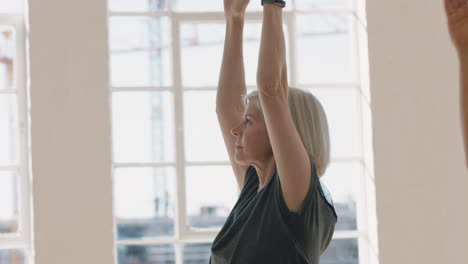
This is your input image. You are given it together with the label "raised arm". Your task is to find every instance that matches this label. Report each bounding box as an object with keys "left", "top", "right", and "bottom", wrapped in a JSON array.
[
  {"left": 256, "top": 3, "right": 312, "bottom": 213},
  {"left": 256, "top": 4, "right": 288, "bottom": 95},
  {"left": 216, "top": 0, "right": 251, "bottom": 190},
  {"left": 216, "top": 0, "right": 250, "bottom": 113},
  {"left": 444, "top": 0, "right": 468, "bottom": 169}
]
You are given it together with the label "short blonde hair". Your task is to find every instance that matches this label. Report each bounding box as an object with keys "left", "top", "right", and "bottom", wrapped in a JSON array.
[{"left": 242, "top": 88, "right": 330, "bottom": 177}]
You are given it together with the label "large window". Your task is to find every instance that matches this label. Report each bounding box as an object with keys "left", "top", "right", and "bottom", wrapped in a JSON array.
[
  {"left": 108, "top": 0, "right": 376, "bottom": 263},
  {"left": 0, "top": 1, "right": 32, "bottom": 263}
]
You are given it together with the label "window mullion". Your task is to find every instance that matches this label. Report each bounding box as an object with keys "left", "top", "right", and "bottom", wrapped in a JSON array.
[
  {"left": 171, "top": 16, "right": 188, "bottom": 247},
  {"left": 0, "top": 236, "right": 27, "bottom": 250},
  {"left": 15, "top": 17, "right": 32, "bottom": 253}
]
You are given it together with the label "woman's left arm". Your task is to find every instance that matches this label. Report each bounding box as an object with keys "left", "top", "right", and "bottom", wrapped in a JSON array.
[
  {"left": 444, "top": 0, "right": 468, "bottom": 169},
  {"left": 257, "top": 3, "right": 311, "bottom": 213}
]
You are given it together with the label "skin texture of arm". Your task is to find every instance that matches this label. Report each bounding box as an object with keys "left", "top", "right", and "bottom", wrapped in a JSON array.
[
  {"left": 444, "top": 0, "right": 468, "bottom": 169},
  {"left": 256, "top": 3, "right": 312, "bottom": 213},
  {"left": 216, "top": 17, "right": 247, "bottom": 114},
  {"left": 216, "top": 0, "right": 251, "bottom": 190}
]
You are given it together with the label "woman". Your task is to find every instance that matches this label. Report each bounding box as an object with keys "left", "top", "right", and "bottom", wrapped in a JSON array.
[
  {"left": 211, "top": 0, "right": 337, "bottom": 263},
  {"left": 444, "top": 0, "right": 468, "bottom": 169}
]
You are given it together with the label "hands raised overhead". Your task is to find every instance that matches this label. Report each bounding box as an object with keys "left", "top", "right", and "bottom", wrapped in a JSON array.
[{"left": 224, "top": 0, "right": 251, "bottom": 20}]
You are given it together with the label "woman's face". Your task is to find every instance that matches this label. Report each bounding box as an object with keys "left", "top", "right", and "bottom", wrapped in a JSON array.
[{"left": 230, "top": 102, "right": 273, "bottom": 165}]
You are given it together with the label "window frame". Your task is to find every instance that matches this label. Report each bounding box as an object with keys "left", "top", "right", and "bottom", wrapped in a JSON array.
[{"left": 0, "top": 11, "right": 33, "bottom": 263}]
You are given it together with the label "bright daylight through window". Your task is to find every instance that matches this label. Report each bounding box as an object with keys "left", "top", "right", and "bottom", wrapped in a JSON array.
[{"left": 0, "top": 0, "right": 31, "bottom": 263}]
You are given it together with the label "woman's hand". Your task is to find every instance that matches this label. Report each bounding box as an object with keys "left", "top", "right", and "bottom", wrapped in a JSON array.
[
  {"left": 445, "top": 0, "right": 468, "bottom": 55},
  {"left": 224, "top": 0, "right": 250, "bottom": 21}
]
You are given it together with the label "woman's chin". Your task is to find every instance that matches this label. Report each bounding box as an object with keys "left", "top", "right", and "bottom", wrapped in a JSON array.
[{"left": 234, "top": 156, "right": 246, "bottom": 165}]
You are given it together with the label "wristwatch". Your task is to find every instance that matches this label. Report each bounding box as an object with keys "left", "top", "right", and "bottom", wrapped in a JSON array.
[{"left": 261, "top": 0, "right": 286, "bottom": 8}]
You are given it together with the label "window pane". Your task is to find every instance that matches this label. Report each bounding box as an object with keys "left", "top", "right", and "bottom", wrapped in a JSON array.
[
  {"left": 114, "top": 167, "right": 176, "bottom": 239},
  {"left": 0, "top": 171, "right": 18, "bottom": 233},
  {"left": 0, "top": 94, "right": 18, "bottom": 166},
  {"left": 109, "top": 17, "right": 171, "bottom": 87},
  {"left": 117, "top": 244, "right": 175, "bottom": 264},
  {"left": 307, "top": 88, "right": 361, "bottom": 158},
  {"left": 109, "top": 0, "right": 167, "bottom": 12},
  {"left": 0, "top": 27, "right": 15, "bottom": 90},
  {"left": 174, "top": 0, "right": 223, "bottom": 12},
  {"left": 181, "top": 23, "right": 290, "bottom": 87},
  {"left": 297, "top": 14, "right": 355, "bottom": 84},
  {"left": 0, "top": 1, "right": 22, "bottom": 13},
  {"left": 320, "top": 238, "right": 359, "bottom": 264},
  {"left": 296, "top": 0, "right": 351, "bottom": 10},
  {"left": 321, "top": 162, "right": 360, "bottom": 231},
  {"left": 184, "top": 91, "right": 228, "bottom": 162},
  {"left": 180, "top": 23, "right": 227, "bottom": 87},
  {"left": 182, "top": 243, "right": 212, "bottom": 264},
  {"left": 186, "top": 166, "right": 238, "bottom": 228},
  {"left": 0, "top": 249, "right": 25, "bottom": 264},
  {"left": 112, "top": 91, "right": 175, "bottom": 163}
]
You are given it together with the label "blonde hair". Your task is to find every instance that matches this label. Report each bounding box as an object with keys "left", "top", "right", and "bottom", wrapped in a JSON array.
[{"left": 242, "top": 88, "right": 330, "bottom": 177}]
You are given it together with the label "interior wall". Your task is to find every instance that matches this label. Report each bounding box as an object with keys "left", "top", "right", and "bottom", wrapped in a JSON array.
[
  {"left": 28, "top": 0, "right": 115, "bottom": 263},
  {"left": 367, "top": 0, "right": 468, "bottom": 263}
]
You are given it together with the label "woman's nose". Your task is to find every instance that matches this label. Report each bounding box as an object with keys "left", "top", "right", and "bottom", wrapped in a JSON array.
[
  {"left": 231, "top": 127, "right": 239, "bottom": 137},
  {"left": 231, "top": 122, "right": 241, "bottom": 137}
]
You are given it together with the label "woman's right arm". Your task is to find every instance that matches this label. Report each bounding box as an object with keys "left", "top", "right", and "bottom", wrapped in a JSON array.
[
  {"left": 216, "top": 1, "right": 250, "bottom": 190},
  {"left": 216, "top": 17, "right": 247, "bottom": 113}
]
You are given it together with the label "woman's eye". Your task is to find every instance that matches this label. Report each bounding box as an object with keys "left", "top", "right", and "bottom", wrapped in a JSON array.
[{"left": 244, "top": 119, "right": 250, "bottom": 124}]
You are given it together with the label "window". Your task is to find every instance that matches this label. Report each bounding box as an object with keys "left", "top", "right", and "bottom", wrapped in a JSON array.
[
  {"left": 0, "top": 1, "right": 32, "bottom": 263},
  {"left": 108, "top": 0, "right": 377, "bottom": 263}
]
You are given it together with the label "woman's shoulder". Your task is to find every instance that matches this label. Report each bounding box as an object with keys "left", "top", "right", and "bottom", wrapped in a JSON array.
[
  {"left": 317, "top": 179, "right": 338, "bottom": 220},
  {"left": 239, "top": 165, "right": 258, "bottom": 195}
]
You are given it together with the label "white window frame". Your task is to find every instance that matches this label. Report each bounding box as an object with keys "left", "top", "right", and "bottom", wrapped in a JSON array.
[
  {"left": 109, "top": 0, "right": 378, "bottom": 263},
  {"left": 0, "top": 11, "right": 34, "bottom": 264}
]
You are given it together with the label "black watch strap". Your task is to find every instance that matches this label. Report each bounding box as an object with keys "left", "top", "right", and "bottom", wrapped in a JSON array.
[{"left": 261, "top": 0, "right": 286, "bottom": 8}]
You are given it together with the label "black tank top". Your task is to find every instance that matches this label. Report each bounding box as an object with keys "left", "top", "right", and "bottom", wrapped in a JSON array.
[{"left": 210, "top": 158, "right": 338, "bottom": 264}]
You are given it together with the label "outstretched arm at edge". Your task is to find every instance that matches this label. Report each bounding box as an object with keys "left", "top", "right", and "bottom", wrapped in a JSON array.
[
  {"left": 444, "top": 0, "right": 468, "bottom": 169},
  {"left": 459, "top": 55, "right": 468, "bottom": 168}
]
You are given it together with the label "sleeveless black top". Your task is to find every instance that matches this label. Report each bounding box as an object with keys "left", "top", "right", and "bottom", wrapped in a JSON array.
[{"left": 210, "top": 158, "right": 338, "bottom": 264}]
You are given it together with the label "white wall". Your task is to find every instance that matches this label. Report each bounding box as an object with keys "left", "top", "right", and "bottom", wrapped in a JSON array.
[
  {"left": 28, "top": 0, "right": 115, "bottom": 263},
  {"left": 367, "top": 0, "right": 468, "bottom": 263}
]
